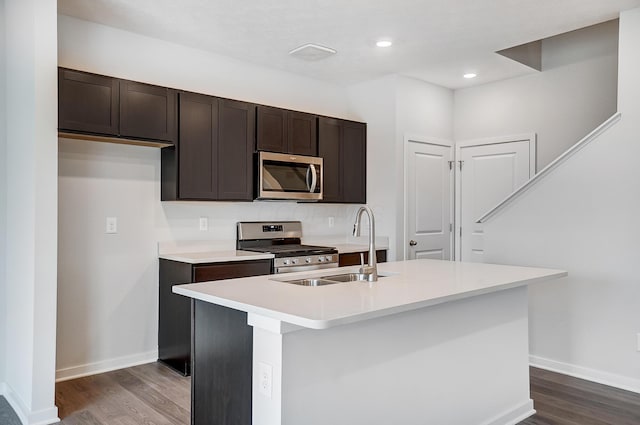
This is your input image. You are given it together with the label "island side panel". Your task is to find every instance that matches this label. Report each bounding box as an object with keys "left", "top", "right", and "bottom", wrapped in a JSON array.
[
  {"left": 158, "top": 259, "right": 193, "bottom": 375},
  {"left": 192, "top": 300, "right": 253, "bottom": 425},
  {"left": 251, "top": 286, "right": 532, "bottom": 425}
]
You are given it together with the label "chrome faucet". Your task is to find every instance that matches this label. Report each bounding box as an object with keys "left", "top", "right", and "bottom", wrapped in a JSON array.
[{"left": 353, "top": 206, "right": 378, "bottom": 282}]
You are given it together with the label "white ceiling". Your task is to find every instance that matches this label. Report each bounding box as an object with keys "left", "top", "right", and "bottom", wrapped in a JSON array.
[{"left": 57, "top": 0, "right": 640, "bottom": 89}]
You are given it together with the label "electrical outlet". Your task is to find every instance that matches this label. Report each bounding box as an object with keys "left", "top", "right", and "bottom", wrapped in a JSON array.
[
  {"left": 328, "top": 216, "right": 335, "bottom": 228},
  {"left": 637, "top": 333, "right": 640, "bottom": 352},
  {"left": 105, "top": 217, "right": 117, "bottom": 234},
  {"left": 199, "top": 217, "right": 208, "bottom": 232},
  {"left": 259, "top": 362, "right": 272, "bottom": 398}
]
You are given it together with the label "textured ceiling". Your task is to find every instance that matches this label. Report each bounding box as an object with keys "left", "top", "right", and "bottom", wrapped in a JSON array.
[{"left": 57, "top": 0, "right": 640, "bottom": 89}]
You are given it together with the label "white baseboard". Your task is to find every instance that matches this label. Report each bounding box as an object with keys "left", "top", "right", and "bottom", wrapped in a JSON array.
[
  {"left": 480, "top": 399, "right": 535, "bottom": 425},
  {"left": 2, "top": 382, "right": 60, "bottom": 424},
  {"left": 530, "top": 355, "right": 640, "bottom": 394},
  {"left": 56, "top": 350, "right": 158, "bottom": 382}
]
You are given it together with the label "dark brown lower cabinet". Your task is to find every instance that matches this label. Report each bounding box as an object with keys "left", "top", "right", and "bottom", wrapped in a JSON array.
[
  {"left": 158, "top": 259, "right": 271, "bottom": 376},
  {"left": 159, "top": 259, "right": 271, "bottom": 425},
  {"left": 338, "top": 250, "right": 387, "bottom": 267}
]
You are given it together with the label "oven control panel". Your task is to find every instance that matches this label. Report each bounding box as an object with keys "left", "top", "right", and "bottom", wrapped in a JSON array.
[{"left": 274, "top": 254, "right": 338, "bottom": 269}]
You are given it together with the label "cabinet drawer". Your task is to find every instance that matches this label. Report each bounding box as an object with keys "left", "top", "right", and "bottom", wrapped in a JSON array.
[
  {"left": 338, "top": 250, "right": 387, "bottom": 267},
  {"left": 192, "top": 259, "right": 272, "bottom": 283}
]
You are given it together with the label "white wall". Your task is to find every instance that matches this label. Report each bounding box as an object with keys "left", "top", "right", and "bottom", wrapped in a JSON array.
[
  {"left": 347, "top": 76, "right": 397, "bottom": 258},
  {"left": 0, "top": 0, "right": 7, "bottom": 388},
  {"left": 483, "top": 8, "right": 640, "bottom": 392},
  {"left": 348, "top": 75, "right": 454, "bottom": 261},
  {"left": 57, "top": 15, "right": 362, "bottom": 376},
  {"left": 454, "top": 20, "right": 619, "bottom": 170},
  {"left": 4, "top": 0, "right": 59, "bottom": 423}
]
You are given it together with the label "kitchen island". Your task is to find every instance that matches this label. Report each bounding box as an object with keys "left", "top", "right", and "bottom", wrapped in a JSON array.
[{"left": 174, "top": 259, "right": 566, "bottom": 425}]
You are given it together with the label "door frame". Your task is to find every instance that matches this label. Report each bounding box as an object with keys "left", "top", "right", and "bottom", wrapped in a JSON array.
[
  {"left": 403, "top": 134, "right": 455, "bottom": 261},
  {"left": 454, "top": 133, "right": 536, "bottom": 260}
]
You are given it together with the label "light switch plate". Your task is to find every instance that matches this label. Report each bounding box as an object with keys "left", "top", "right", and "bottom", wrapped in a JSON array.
[{"left": 199, "top": 217, "right": 208, "bottom": 232}]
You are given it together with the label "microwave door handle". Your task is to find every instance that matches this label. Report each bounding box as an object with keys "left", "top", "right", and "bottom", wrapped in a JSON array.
[{"left": 307, "top": 164, "right": 317, "bottom": 193}]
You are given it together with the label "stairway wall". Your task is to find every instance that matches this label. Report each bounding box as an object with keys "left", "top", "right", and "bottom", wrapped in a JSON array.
[{"left": 483, "top": 8, "right": 640, "bottom": 392}]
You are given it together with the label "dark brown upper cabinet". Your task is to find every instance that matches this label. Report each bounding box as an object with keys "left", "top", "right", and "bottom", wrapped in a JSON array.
[
  {"left": 318, "top": 117, "right": 367, "bottom": 204},
  {"left": 256, "top": 105, "right": 317, "bottom": 156},
  {"left": 119, "top": 80, "right": 177, "bottom": 143},
  {"left": 161, "top": 92, "right": 255, "bottom": 201},
  {"left": 58, "top": 68, "right": 119, "bottom": 136},
  {"left": 58, "top": 68, "right": 177, "bottom": 146}
]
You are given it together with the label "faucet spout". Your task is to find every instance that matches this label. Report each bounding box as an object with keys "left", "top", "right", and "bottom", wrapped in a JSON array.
[{"left": 353, "top": 206, "right": 377, "bottom": 282}]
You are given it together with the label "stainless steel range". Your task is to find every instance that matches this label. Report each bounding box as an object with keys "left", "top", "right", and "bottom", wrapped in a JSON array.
[{"left": 236, "top": 221, "right": 338, "bottom": 274}]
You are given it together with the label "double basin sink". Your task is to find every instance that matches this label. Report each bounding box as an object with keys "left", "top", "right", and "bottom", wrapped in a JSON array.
[{"left": 272, "top": 272, "right": 386, "bottom": 287}]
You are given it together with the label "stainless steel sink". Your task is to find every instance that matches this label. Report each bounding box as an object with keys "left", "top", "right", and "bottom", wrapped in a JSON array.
[
  {"left": 318, "top": 273, "right": 378, "bottom": 282},
  {"left": 280, "top": 278, "right": 339, "bottom": 286},
  {"left": 273, "top": 272, "right": 387, "bottom": 286}
]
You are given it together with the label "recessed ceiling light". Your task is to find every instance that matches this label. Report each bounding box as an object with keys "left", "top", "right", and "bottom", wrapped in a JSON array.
[
  {"left": 463, "top": 73, "right": 477, "bottom": 79},
  {"left": 376, "top": 40, "right": 393, "bottom": 48}
]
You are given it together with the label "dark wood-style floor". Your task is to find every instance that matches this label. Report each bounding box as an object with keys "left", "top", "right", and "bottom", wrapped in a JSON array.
[
  {"left": 56, "top": 362, "right": 190, "bottom": 425},
  {"left": 55, "top": 363, "right": 640, "bottom": 425}
]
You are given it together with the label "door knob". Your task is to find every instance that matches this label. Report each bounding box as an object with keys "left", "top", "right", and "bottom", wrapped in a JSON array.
[{"left": 409, "top": 240, "right": 417, "bottom": 246}]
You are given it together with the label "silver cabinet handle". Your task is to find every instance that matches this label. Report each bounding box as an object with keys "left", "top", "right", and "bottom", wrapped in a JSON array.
[
  {"left": 306, "top": 164, "right": 317, "bottom": 193},
  {"left": 409, "top": 240, "right": 417, "bottom": 246}
]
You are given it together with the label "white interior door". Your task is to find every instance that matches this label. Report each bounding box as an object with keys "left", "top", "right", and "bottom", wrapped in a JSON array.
[
  {"left": 456, "top": 136, "right": 535, "bottom": 262},
  {"left": 405, "top": 137, "right": 454, "bottom": 260}
]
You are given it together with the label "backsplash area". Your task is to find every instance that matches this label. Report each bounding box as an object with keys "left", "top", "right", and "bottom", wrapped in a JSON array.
[{"left": 161, "top": 201, "right": 359, "bottom": 244}]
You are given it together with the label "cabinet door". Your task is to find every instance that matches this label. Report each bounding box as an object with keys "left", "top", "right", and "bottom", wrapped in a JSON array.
[
  {"left": 58, "top": 68, "right": 119, "bottom": 135},
  {"left": 120, "top": 80, "right": 177, "bottom": 143},
  {"left": 217, "top": 99, "right": 255, "bottom": 200},
  {"left": 318, "top": 117, "right": 342, "bottom": 202},
  {"left": 288, "top": 111, "right": 317, "bottom": 156},
  {"left": 178, "top": 92, "right": 219, "bottom": 199},
  {"left": 342, "top": 121, "right": 367, "bottom": 204},
  {"left": 256, "top": 105, "right": 287, "bottom": 153}
]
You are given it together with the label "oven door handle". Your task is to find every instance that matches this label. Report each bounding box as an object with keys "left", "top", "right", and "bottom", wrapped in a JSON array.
[{"left": 306, "top": 164, "right": 318, "bottom": 193}]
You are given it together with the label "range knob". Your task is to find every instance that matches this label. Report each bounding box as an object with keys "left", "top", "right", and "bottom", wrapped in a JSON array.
[
  {"left": 318, "top": 257, "right": 324, "bottom": 262},
  {"left": 305, "top": 257, "right": 312, "bottom": 264},
  {"left": 325, "top": 255, "right": 333, "bottom": 262},
  {"left": 291, "top": 259, "right": 298, "bottom": 265},
  {"left": 283, "top": 259, "right": 290, "bottom": 265}
]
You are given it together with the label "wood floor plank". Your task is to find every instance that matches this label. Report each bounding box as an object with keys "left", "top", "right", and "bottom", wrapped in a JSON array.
[
  {"left": 530, "top": 382, "right": 640, "bottom": 424},
  {"left": 521, "top": 367, "right": 640, "bottom": 425},
  {"left": 59, "top": 410, "right": 104, "bottom": 425},
  {"left": 127, "top": 362, "right": 191, "bottom": 409},
  {"left": 109, "top": 368, "right": 190, "bottom": 424}
]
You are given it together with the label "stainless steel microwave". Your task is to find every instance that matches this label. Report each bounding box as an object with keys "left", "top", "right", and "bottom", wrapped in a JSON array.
[{"left": 257, "top": 151, "right": 323, "bottom": 200}]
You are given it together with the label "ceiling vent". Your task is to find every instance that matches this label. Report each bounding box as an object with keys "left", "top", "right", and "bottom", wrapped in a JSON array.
[{"left": 288, "top": 44, "right": 337, "bottom": 61}]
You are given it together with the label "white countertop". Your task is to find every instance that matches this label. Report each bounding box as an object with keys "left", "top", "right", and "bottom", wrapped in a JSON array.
[
  {"left": 158, "top": 236, "right": 389, "bottom": 264},
  {"left": 159, "top": 250, "right": 274, "bottom": 264},
  {"left": 173, "top": 259, "right": 566, "bottom": 329}
]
